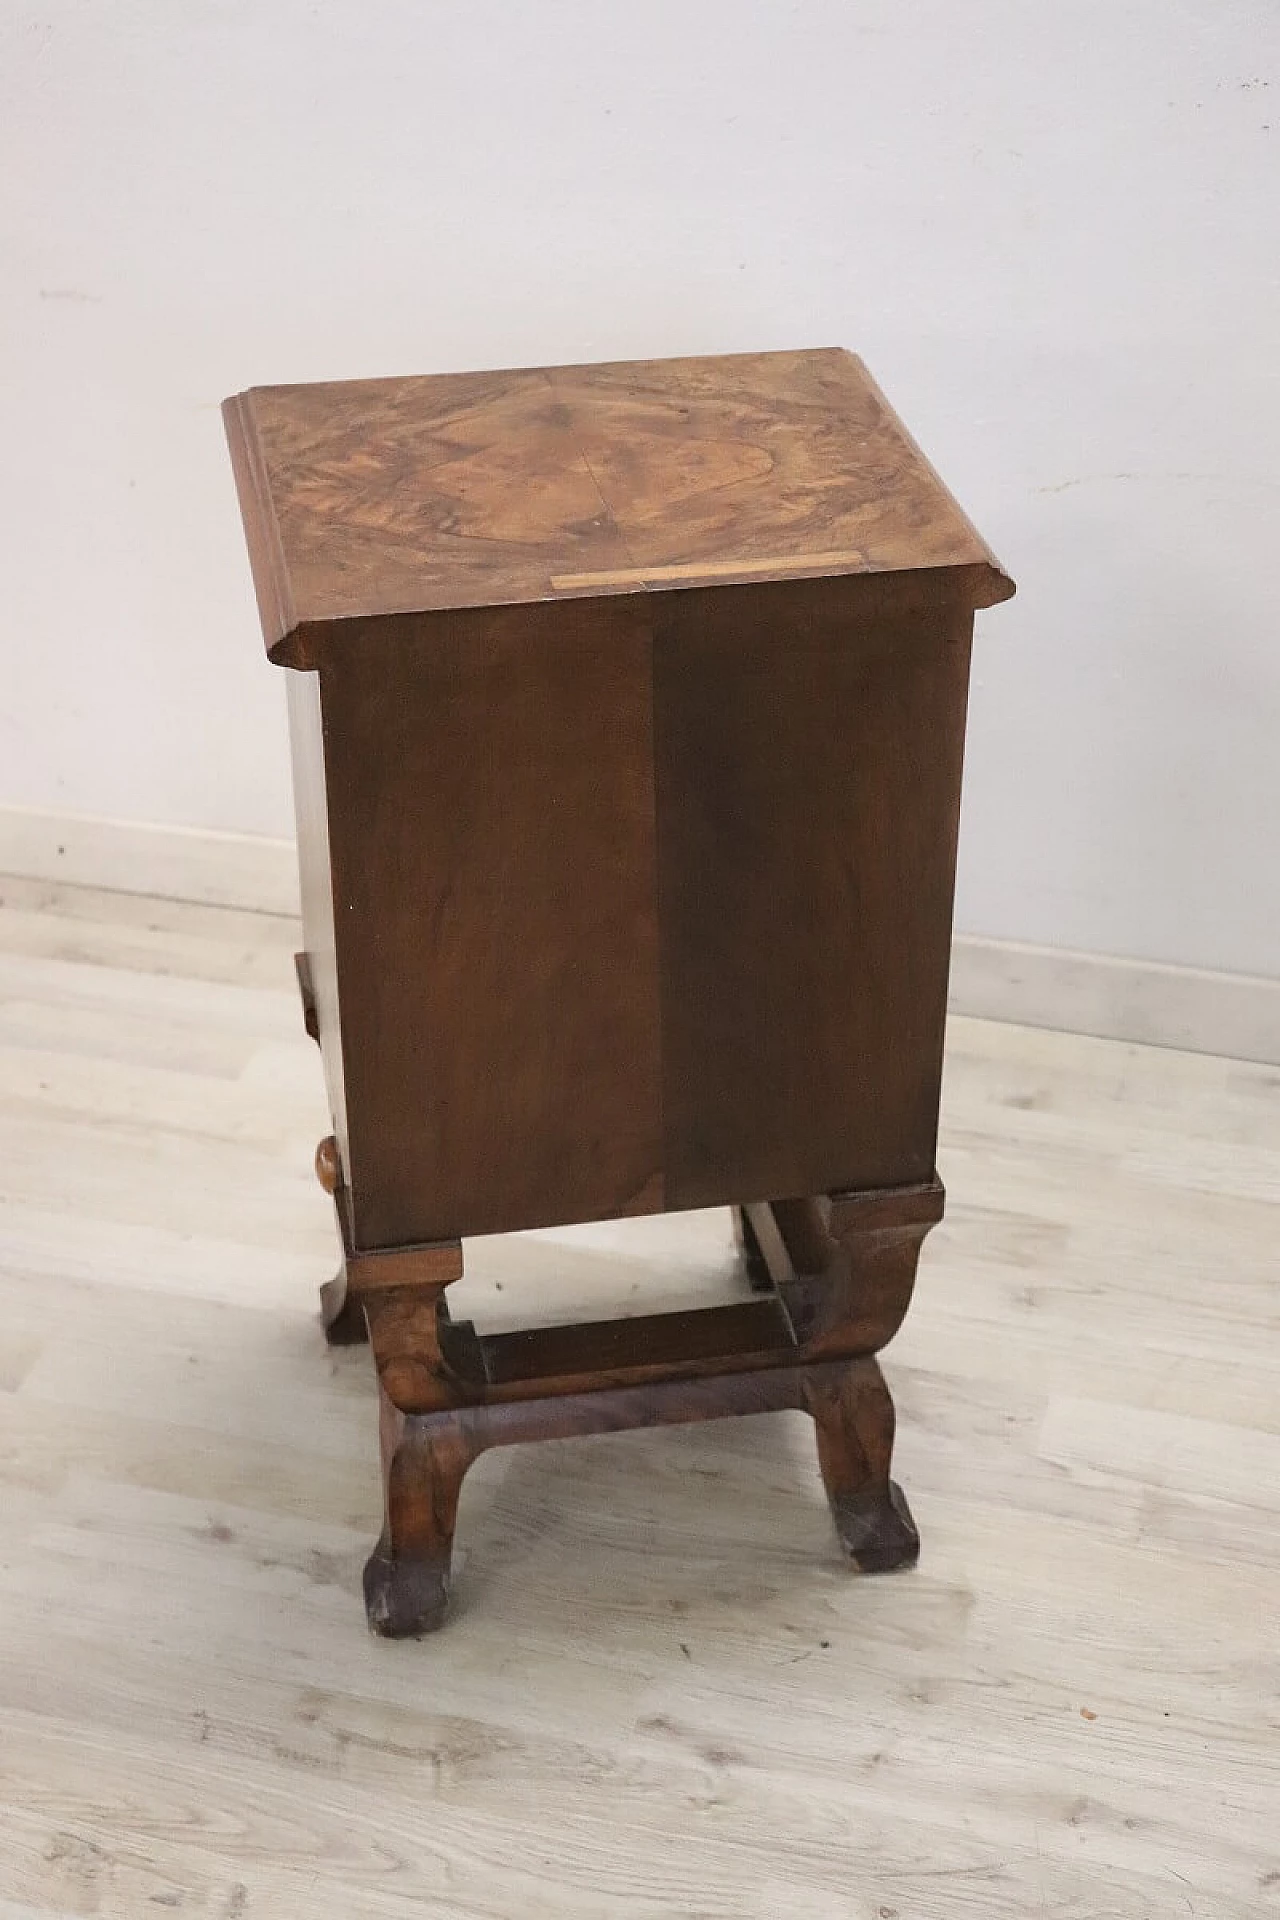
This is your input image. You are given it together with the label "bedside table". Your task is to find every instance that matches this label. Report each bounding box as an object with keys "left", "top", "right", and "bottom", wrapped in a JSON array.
[{"left": 224, "top": 347, "right": 1014, "bottom": 1635}]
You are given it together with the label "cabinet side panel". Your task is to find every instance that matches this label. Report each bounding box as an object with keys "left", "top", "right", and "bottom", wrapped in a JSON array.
[
  {"left": 285, "top": 669, "right": 349, "bottom": 1165},
  {"left": 653, "top": 575, "right": 973, "bottom": 1210},
  {"left": 323, "top": 600, "right": 663, "bottom": 1247}
]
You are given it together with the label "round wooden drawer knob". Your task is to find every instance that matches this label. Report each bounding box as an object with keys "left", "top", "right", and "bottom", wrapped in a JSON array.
[{"left": 315, "top": 1134, "right": 341, "bottom": 1195}]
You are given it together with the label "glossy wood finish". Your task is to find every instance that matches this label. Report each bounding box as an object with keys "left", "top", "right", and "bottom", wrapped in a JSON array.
[
  {"left": 365, "top": 1355, "right": 918, "bottom": 1637},
  {"left": 299, "top": 569, "right": 976, "bottom": 1247},
  {"left": 653, "top": 571, "right": 973, "bottom": 1207},
  {"left": 226, "top": 349, "right": 1012, "bottom": 1252},
  {"left": 223, "top": 348, "right": 1012, "bottom": 657},
  {"left": 223, "top": 347, "right": 1016, "bottom": 1634},
  {"left": 319, "top": 598, "right": 663, "bottom": 1248}
]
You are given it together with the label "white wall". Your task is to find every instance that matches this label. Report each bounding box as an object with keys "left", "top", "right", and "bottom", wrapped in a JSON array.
[{"left": 2, "top": 0, "right": 1277, "bottom": 977}]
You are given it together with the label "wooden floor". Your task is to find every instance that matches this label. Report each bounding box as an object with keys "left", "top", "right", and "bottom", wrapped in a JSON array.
[{"left": 0, "top": 874, "right": 1276, "bottom": 1920}]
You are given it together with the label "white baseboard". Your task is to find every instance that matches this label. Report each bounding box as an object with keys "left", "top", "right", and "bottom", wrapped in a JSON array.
[
  {"left": 949, "top": 934, "right": 1279, "bottom": 1068},
  {"left": 2, "top": 804, "right": 1276, "bottom": 1064},
  {"left": 0, "top": 804, "right": 299, "bottom": 916}
]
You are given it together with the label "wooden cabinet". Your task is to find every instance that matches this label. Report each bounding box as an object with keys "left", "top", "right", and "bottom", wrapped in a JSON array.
[{"left": 225, "top": 347, "right": 1014, "bottom": 1635}]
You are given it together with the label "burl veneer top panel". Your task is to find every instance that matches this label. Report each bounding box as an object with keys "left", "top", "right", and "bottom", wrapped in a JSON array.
[{"left": 224, "top": 349, "right": 1013, "bottom": 662}]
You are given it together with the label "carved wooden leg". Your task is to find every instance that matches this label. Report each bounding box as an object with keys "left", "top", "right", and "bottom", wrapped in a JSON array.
[
  {"left": 804, "top": 1356, "right": 920, "bottom": 1573},
  {"left": 363, "top": 1386, "right": 480, "bottom": 1636}
]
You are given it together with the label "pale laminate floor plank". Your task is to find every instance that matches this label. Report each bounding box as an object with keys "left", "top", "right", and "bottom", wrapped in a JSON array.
[
  {"left": 0, "top": 872, "right": 298, "bottom": 956},
  {"left": 0, "top": 891, "right": 296, "bottom": 990},
  {"left": 0, "top": 881, "right": 1276, "bottom": 1919}
]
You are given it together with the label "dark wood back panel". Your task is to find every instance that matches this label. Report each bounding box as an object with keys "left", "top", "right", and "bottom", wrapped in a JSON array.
[
  {"left": 652, "top": 572, "right": 974, "bottom": 1210},
  {"left": 319, "top": 598, "right": 664, "bottom": 1248}
]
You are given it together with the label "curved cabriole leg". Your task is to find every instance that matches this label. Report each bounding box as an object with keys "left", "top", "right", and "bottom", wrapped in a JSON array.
[
  {"left": 363, "top": 1388, "right": 480, "bottom": 1636},
  {"left": 319, "top": 1265, "right": 368, "bottom": 1346},
  {"left": 805, "top": 1357, "right": 920, "bottom": 1574}
]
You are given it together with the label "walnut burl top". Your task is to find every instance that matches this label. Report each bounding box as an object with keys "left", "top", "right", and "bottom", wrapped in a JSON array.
[{"left": 224, "top": 347, "right": 1013, "bottom": 666}]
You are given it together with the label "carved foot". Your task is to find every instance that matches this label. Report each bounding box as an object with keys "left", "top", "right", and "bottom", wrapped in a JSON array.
[
  {"left": 363, "top": 1532, "right": 451, "bottom": 1636},
  {"left": 320, "top": 1267, "right": 368, "bottom": 1346},
  {"left": 805, "top": 1357, "right": 920, "bottom": 1574},
  {"left": 826, "top": 1476, "right": 919, "bottom": 1572},
  {"left": 365, "top": 1392, "right": 478, "bottom": 1636}
]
